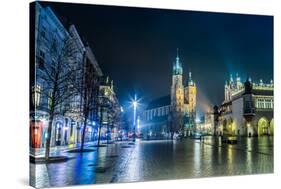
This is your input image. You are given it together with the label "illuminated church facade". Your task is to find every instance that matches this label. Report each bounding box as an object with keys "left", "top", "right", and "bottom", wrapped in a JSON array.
[{"left": 141, "top": 50, "right": 197, "bottom": 139}]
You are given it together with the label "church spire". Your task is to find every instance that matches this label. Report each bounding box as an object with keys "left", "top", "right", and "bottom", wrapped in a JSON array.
[
  {"left": 188, "top": 71, "right": 194, "bottom": 86},
  {"left": 230, "top": 74, "right": 234, "bottom": 83},
  {"left": 173, "top": 48, "right": 183, "bottom": 75}
]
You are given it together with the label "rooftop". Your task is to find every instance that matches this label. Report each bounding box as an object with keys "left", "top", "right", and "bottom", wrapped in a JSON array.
[{"left": 146, "top": 95, "right": 170, "bottom": 110}]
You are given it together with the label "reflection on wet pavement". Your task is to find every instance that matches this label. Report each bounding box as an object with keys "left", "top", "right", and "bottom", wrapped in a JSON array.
[{"left": 31, "top": 136, "right": 273, "bottom": 188}]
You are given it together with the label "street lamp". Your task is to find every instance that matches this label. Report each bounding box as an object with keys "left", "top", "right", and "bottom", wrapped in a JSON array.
[
  {"left": 137, "top": 116, "right": 140, "bottom": 129},
  {"left": 132, "top": 96, "right": 138, "bottom": 142}
]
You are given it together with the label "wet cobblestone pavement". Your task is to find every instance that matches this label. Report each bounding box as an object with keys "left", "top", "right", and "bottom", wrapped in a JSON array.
[{"left": 31, "top": 136, "right": 273, "bottom": 188}]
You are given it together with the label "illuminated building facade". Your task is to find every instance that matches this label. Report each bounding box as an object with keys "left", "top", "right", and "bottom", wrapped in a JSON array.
[
  {"left": 215, "top": 74, "right": 274, "bottom": 137},
  {"left": 98, "top": 77, "right": 122, "bottom": 141},
  {"left": 30, "top": 2, "right": 71, "bottom": 148},
  {"left": 30, "top": 2, "right": 104, "bottom": 148},
  {"left": 141, "top": 50, "right": 197, "bottom": 139}
]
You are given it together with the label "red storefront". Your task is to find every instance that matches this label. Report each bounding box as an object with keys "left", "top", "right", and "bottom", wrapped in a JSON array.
[{"left": 30, "top": 120, "right": 43, "bottom": 148}]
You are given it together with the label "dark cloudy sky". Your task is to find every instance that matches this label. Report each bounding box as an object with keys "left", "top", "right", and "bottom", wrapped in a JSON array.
[{"left": 40, "top": 1, "right": 273, "bottom": 111}]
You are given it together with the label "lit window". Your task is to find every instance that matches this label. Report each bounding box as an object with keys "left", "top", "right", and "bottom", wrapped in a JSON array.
[{"left": 265, "top": 99, "right": 270, "bottom": 109}]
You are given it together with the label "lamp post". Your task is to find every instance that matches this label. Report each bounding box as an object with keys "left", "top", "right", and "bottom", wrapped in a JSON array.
[{"left": 132, "top": 96, "right": 138, "bottom": 142}]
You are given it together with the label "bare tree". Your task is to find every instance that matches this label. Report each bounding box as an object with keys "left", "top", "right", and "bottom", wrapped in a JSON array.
[
  {"left": 97, "top": 96, "right": 110, "bottom": 146},
  {"left": 79, "top": 53, "right": 100, "bottom": 151},
  {"left": 36, "top": 36, "right": 82, "bottom": 160}
]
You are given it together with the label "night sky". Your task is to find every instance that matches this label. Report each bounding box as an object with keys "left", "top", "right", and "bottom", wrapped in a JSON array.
[{"left": 41, "top": 1, "right": 273, "bottom": 113}]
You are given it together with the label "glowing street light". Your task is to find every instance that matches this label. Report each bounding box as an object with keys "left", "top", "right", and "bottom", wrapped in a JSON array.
[
  {"left": 132, "top": 95, "right": 138, "bottom": 142},
  {"left": 195, "top": 117, "right": 201, "bottom": 124},
  {"left": 133, "top": 101, "right": 137, "bottom": 107},
  {"left": 137, "top": 116, "right": 140, "bottom": 129}
]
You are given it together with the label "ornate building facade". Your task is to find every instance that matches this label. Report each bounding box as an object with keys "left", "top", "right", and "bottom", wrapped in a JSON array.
[
  {"left": 98, "top": 77, "right": 122, "bottom": 142},
  {"left": 215, "top": 74, "right": 274, "bottom": 137},
  {"left": 141, "top": 50, "right": 197, "bottom": 139}
]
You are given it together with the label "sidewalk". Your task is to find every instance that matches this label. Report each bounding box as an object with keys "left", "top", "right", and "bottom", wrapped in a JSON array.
[
  {"left": 30, "top": 141, "right": 98, "bottom": 158},
  {"left": 30, "top": 139, "right": 133, "bottom": 158},
  {"left": 31, "top": 140, "right": 137, "bottom": 187}
]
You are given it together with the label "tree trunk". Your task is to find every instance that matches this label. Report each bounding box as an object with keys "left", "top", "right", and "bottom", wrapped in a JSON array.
[
  {"left": 107, "top": 112, "right": 110, "bottom": 144},
  {"left": 45, "top": 58, "right": 60, "bottom": 160},
  {"left": 45, "top": 113, "right": 54, "bottom": 160},
  {"left": 97, "top": 107, "right": 103, "bottom": 146},
  {"left": 80, "top": 113, "right": 88, "bottom": 151}
]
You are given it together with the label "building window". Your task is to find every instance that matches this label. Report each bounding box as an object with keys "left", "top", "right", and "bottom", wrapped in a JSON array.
[
  {"left": 70, "top": 121, "right": 74, "bottom": 136},
  {"left": 146, "top": 111, "right": 148, "bottom": 121},
  {"left": 265, "top": 99, "right": 269, "bottom": 109},
  {"left": 256, "top": 99, "right": 260, "bottom": 108},
  {"left": 32, "top": 85, "right": 41, "bottom": 107},
  {"left": 264, "top": 99, "right": 273, "bottom": 109},
  {"left": 51, "top": 38, "right": 58, "bottom": 55},
  {"left": 38, "top": 50, "right": 45, "bottom": 69},
  {"left": 256, "top": 98, "right": 273, "bottom": 109},
  {"left": 48, "top": 90, "right": 53, "bottom": 110},
  {"left": 41, "top": 26, "right": 46, "bottom": 39}
]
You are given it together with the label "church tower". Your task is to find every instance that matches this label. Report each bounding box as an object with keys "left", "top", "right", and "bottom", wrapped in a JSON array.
[
  {"left": 171, "top": 49, "right": 184, "bottom": 113},
  {"left": 170, "top": 49, "right": 185, "bottom": 135},
  {"left": 186, "top": 71, "right": 197, "bottom": 113},
  {"left": 184, "top": 71, "right": 197, "bottom": 136}
]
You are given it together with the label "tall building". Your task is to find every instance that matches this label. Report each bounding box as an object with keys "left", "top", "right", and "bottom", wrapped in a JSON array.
[
  {"left": 170, "top": 49, "right": 185, "bottom": 133},
  {"left": 30, "top": 2, "right": 71, "bottom": 148},
  {"left": 141, "top": 50, "right": 197, "bottom": 139},
  {"left": 215, "top": 74, "right": 274, "bottom": 137},
  {"left": 30, "top": 2, "right": 107, "bottom": 149},
  {"left": 185, "top": 72, "right": 197, "bottom": 113}
]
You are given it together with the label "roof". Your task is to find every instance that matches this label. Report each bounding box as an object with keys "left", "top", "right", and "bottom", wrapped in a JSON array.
[
  {"left": 252, "top": 89, "right": 273, "bottom": 96},
  {"left": 144, "top": 116, "right": 169, "bottom": 125},
  {"left": 146, "top": 95, "right": 170, "bottom": 110},
  {"left": 85, "top": 46, "right": 103, "bottom": 77}
]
